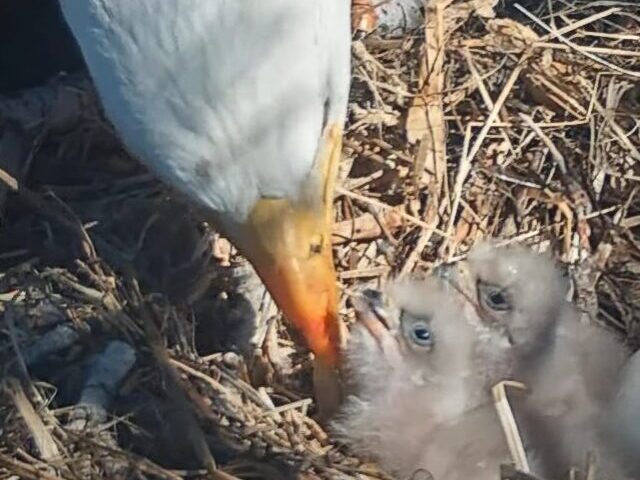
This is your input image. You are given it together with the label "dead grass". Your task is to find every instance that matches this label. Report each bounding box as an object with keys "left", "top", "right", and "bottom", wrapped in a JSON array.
[{"left": 0, "top": 1, "right": 639, "bottom": 479}]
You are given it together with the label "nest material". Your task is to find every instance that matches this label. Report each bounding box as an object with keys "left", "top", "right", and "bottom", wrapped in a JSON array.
[{"left": 0, "top": 1, "right": 639, "bottom": 479}]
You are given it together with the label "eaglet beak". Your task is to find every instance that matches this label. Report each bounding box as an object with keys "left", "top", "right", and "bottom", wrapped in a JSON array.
[{"left": 225, "top": 125, "right": 344, "bottom": 368}]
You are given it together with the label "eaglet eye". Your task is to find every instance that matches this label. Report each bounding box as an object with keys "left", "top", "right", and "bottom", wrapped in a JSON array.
[
  {"left": 409, "top": 321, "right": 433, "bottom": 347},
  {"left": 477, "top": 281, "right": 512, "bottom": 312}
]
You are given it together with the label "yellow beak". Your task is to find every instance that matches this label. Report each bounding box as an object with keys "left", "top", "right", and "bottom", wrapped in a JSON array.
[{"left": 224, "top": 125, "right": 343, "bottom": 367}]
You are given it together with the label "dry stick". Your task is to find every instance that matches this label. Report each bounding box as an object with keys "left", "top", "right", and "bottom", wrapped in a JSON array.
[
  {"left": 0, "top": 452, "right": 66, "bottom": 480},
  {"left": 463, "top": 48, "right": 514, "bottom": 154},
  {"left": 577, "top": 30, "right": 640, "bottom": 41},
  {"left": 527, "top": 70, "right": 588, "bottom": 117},
  {"left": 0, "top": 166, "right": 19, "bottom": 191},
  {"left": 3, "top": 308, "right": 66, "bottom": 452},
  {"left": 537, "top": 6, "right": 621, "bottom": 41},
  {"left": 593, "top": 100, "right": 640, "bottom": 161},
  {"left": 4, "top": 307, "right": 32, "bottom": 382},
  {"left": 400, "top": 0, "right": 449, "bottom": 275},
  {"left": 534, "top": 41, "right": 640, "bottom": 57},
  {"left": 492, "top": 381, "right": 531, "bottom": 473},
  {"left": 446, "top": 202, "right": 621, "bottom": 264},
  {"left": 333, "top": 209, "right": 404, "bottom": 245},
  {"left": 518, "top": 114, "right": 578, "bottom": 255},
  {"left": 135, "top": 296, "right": 231, "bottom": 479},
  {"left": 336, "top": 186, "right": 449, "bottom": 238},
  {"left": 423, "top": 0, "right": 447, "bottom": 186},
  {"left": 0, "top": 167, "right": 98, "bottom": 261},
  {"left": 515, "top": 3, "right": 640, "bottom": 78},
  {"left": 63, "top": 430, "right": 193, "bottom": 480},
  {"left": 464, "top": 55, "right": 530, "bottom": 165},
  {"left": 444, "top": 53, "right": 529, "bottom": 259},
  {"left": 518, "top": 114, "right": 567, "bottom": 175},
  {"left": 0, "top": 123, "right": 30, "bottom": 214},
  {"left": 170, "top": 359, "right": 229, "bottom": 396},
  {"left": 467, "top": 66, "right": 600, "bottom": 134},
  {"left": 463, "top": 119, "right": 582, "bottom": 128},
  {"left": 3, "top": 378, "right": 60, "bottom": 461}
]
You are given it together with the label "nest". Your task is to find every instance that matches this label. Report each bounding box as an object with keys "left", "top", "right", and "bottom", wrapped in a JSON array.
[{"left": 0, "top": 1, "right": 639, "bottom": 479}]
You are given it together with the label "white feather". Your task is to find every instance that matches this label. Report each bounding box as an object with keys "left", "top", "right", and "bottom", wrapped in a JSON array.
[{"left": 59, "top": 0, "right": 350, "bottom": 220}]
